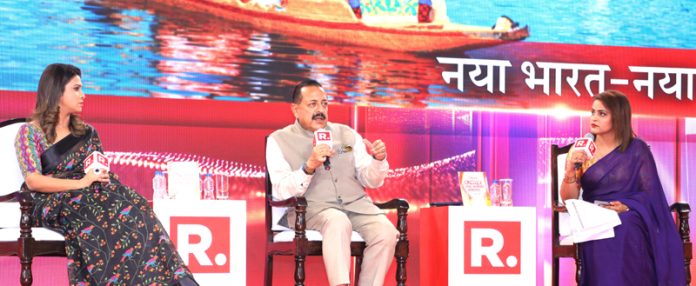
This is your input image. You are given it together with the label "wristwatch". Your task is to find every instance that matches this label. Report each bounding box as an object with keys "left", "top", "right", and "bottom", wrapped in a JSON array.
[{"left": 301, "top": 163, "right": 315, "bottom": 175}]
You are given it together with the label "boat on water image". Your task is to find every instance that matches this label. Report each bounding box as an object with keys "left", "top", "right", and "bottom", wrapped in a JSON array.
[{"left": 154, "top": 0, "right": 529, "bottom": 52}]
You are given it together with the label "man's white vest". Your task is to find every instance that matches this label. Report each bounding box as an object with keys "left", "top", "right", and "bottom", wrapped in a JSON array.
[{"left": 269, "top": 121, "right": 382, "bottom": 225}]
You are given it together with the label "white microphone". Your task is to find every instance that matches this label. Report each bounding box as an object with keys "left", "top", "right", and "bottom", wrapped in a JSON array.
[
  {"left": 573, "top": 133, "right": 596, "bottom": 170},
  {"left": 313, "top": 129, "right": 333, "bottom": 170},
  {"left": 84, "top": 151, "right": 110, "bottom": 174}
]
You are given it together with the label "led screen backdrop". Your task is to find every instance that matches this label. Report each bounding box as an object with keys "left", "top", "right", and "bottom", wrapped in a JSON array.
[{"left": 1, "top": 0, "right": 695, "bottom": 285}]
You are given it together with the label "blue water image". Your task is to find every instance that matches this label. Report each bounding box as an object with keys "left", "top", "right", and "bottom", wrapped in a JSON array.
[
  {"left": 0, "top": 0, "right": 694, "bottom": 102},
  {"left": 448, "top": 0, "right": 696, "bottom": 49}
]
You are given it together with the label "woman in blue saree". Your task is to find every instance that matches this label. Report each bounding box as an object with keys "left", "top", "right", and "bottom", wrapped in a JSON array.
[
  {"left": 14, "top": 63, "right": 198, "bottom": 286},
  {"left": 560, "top": 90, "right": 685, "bottom": 285}
]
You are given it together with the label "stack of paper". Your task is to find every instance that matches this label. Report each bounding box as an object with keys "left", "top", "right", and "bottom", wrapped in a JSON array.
[
  {"left": 563, "top": 199, "right": 622, "bottom": 243},
  {"left": 167, "top": 161, "right": 202, "bottom": 201}
]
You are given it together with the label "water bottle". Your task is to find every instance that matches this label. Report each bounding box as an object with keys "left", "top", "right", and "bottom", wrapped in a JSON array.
[
  {"left": 489, "top": 179, "right": 501, "bottom": 206},
  {"left": 215, "top": 174, "right": 229, "bottom": 200},
  {"left": 500, "top": 178, "right": 513, "bottom": 206},
  {"left": 152, "top": 171, "right": 168, "bottom": 200},
  {"left": 203, "top": 173, "right": 215, "bottom": 200}
]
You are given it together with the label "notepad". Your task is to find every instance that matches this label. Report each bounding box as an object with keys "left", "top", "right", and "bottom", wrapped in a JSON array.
[{"left": 564, "top": 199, "right": 622, "bottom": 243}]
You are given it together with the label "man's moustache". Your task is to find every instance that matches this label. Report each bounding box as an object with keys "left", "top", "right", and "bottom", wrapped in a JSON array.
[{"left": 312, "top": 114, "right": 326, "bottom": 120}]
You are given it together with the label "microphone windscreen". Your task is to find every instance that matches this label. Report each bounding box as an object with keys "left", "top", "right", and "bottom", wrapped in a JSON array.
[
  {"left": 574, "top": 136, "right": 597, "bottom": 159},
  {"left": 313, "top": 129, "right": 333, "bottom": 170},
  {"left": 84, "top": 152, "right": 110, "bottom": 174},
  {"left": 313, "top": 129, "right": 333, "bottom": 149}
]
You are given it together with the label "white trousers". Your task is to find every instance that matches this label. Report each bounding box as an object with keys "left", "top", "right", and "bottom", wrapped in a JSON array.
[{"left": 306, "top": 208, "right": 399, "bottom": 286}]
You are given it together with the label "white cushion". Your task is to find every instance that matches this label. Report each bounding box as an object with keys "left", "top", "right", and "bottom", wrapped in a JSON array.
[
  {"left": 0, "top": 202, "right": 21, "bottom": 228},
  {"left": 559, "top": 234, "right": 575, "bottom": 246},
  {"left": 558, "top": 212, "right": 574, "bottom": 245},
  {"left": 0, "top": 227, "right": 64, "bottom": 241},
  {"left": 0, "top": 121, "right": 64, "bottom": 242},
  {"left": 556, "top": 152, "right": 583, "bottom": 244},
  {"left": 0, "top": 121, "right": 25, "bottom": 196},
  {"left": 556, "top": 153, "right": 573, "bottom": 244},
  {"left": 556, "top": 153, "right": 568, "bottom": 206},
  {"left": 0, "top": 202, "right": 64, "bottom": 241},
  {"left": 271, "top": 206, "right": 291, "bottom": 231},
  {"left": 273, "top": 230, "right": 365, "bottom": 243},
  {"left": 270, "top": 206, "right": 365, "bottom": 242},
  {"left": 556, "top": 152, "right": 584, "bottom": 205}
]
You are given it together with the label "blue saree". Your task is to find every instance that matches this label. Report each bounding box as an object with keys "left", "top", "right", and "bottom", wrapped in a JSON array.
[{"left": 579, "top": 138, "right": 685, "bottom": 285}]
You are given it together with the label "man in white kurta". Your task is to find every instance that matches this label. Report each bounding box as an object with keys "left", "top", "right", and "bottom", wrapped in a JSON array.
[{"left": 266, "top": 79, "right": 398, "bottom": 286}]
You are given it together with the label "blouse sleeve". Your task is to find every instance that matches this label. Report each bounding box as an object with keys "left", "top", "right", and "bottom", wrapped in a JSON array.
[{"left": 14, "top": 124, "right": 45, "bottom": 177}]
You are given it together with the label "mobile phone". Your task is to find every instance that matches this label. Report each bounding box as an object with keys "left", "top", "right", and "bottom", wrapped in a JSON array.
[{"left": 594, "top": 200, "right": 610, "bottom": 206}]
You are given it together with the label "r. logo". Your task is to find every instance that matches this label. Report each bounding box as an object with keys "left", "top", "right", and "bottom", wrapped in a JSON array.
[
  {"left": 170, "top": 216, "right": 231, "bottom": 273},
  {"left": 316, "top": 131, "right": 330, "bottom": 140},
  {"left": 464, "top": 221, "right": 521, "bottom": 274}
]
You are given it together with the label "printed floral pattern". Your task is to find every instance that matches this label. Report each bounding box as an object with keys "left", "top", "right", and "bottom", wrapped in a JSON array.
[{"left": 15, "top": 124, "right": 195, "bottom": 286}]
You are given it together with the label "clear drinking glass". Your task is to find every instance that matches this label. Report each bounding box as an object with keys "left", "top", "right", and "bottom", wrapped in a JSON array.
[
  {"left": 215, "top": 174, "right": 229, "bottom": 200},
  {"left": 500, "top": 178, "right": 513, "bottom": 206}
]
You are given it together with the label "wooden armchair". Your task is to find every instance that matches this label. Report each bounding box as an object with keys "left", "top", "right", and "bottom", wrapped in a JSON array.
[
  {"left": 0, "top": 118, "right": 66, "bottom": 286},
  {"left": 263, "top": 170, "right": 409, "bottom": 286},
  {"left": 550, "top": 143, "right": 692, "bottom": 286}
]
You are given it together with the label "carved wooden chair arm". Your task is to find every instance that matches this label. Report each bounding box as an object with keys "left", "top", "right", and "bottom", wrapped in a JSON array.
[
  {"left": 374, "top": 198, "right": 409, "bottom": 211},
  {"left": 268, "top": 196, "right": 308, "bottom": 208},
  {"left": 375, "top": 198, "right": 409, "bottom": 233},
  {"left": 0, "top": 191, "right": 19, "bottom": 203},
  {"left": 671, "top": 202, "right": 691, "bottom": 215},
  {"left": 376, "top": 198, "right": 409, "bottom": 259},
  {"left": 376, "top": 198, "right": 410, "bottom": 279},
  {"left": 670, "top": 202, "right": 691, "bottom": 243},
  {"left": 268, "top": 196, "right": 309, "bottom": 248},
  {"left": 552, "top": 204, "right": 568, "bottom": 213}
]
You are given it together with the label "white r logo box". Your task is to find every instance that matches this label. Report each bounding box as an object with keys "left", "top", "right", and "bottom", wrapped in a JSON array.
[
  {"left": 154, "top": 200, "right": 246, "bottom": 285},
  {"left": 446, "top": 207, "right": 535, "bottom": 285}
]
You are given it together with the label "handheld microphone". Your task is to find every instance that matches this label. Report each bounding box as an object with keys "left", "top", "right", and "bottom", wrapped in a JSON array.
[
  {"left": 573, "top": 133, "right": 596, "bottom": 170},
  {"left": 313, "top": 129, "right": 333, "bottom": 170},
  {"left": 84, "top": 151, "right": 110, "bottom": 174}
]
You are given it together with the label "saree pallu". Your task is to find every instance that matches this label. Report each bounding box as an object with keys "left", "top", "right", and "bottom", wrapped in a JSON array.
[
  {"left": 27, "top": 127, "right": 197, "bottom": 286},
  {"left": 579, "top": 138, "right": 685, "bottom": 286}
]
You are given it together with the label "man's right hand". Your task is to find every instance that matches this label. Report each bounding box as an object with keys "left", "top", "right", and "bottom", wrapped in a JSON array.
[{"left": 306, "top": 144, "right": 335, "bottom": 173}]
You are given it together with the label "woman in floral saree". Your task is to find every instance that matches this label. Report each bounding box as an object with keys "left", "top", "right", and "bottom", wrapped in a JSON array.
[
  {"left": 560, "top": 90, "right": 685, "bottom": 285},
  {"left": 14, "top": 63, "right": 198, "bottom": 286}
]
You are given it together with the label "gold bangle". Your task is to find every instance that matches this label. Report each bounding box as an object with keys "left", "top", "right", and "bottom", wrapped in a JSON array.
[{"left": 563, "top": 175, "right": 577, "bottom": 184}]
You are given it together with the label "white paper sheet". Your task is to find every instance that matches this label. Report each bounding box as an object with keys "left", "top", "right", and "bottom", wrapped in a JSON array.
[{"left": 564, "top": 199, "right": 622, "bottom": 243}]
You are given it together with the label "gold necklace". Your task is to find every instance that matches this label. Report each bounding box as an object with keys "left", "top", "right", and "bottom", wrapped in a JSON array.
[{"left": 591, "top": 144, "right": 618, "bottom": 165}]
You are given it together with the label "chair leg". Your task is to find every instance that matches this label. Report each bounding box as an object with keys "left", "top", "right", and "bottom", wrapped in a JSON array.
[
  {"left": 575, "top": 246, "right": 582, "bottom": 284},
  {"left": 19, "top": 237, "right": 34, "bottom": 286},
  {"left": 686, "top": 258, "right": 692, "bottom": 285},
  {"left": 396, "top": 254, "right": 406, "bottom": 286},
  {"left": 294, "top": 254, "right": 305, "bottom": 286},
  {"left": 354, "top": 255, "right": 363, "bottom": 284},
  {"left": 264, "top": 254, "right": 273, "bottom": 286},
  {"left": 394, "top": 239, "right": 408, "bottom": 286},
  {"left": 20, "top": 253, "right": 33, "bottom": 286},
  {"left": 685, "top": 255, "right": 692, "bottom": 286},
  {"left": 552, "top": 257, "right": 559, "bottom": 286}
]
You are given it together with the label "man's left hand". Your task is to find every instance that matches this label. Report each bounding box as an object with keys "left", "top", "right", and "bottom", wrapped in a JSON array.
[{"left": 364, "top": 139, "right": 387, "bottom": 161}]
